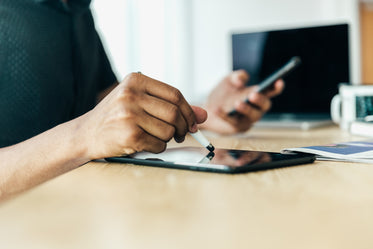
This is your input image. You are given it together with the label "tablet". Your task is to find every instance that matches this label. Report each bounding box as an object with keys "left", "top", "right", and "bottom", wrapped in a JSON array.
[{"left": 105, "top": 147, "right": 315, "bottom": 174}]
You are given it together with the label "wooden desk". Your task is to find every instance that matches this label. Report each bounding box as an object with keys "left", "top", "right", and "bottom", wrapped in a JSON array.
[{"left": 1, "top": 126, "right": 373, "bottom": 249}]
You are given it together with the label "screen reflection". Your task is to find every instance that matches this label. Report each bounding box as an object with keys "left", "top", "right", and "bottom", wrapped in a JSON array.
[
  {"left": 130, "top": 147, "right": 272, "bottom": 168},
  {"left": 210, "top": 149, "right": 271, "bottom": 168}
]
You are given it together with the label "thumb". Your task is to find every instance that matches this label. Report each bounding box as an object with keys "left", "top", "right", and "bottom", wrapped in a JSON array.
[
  {"left": 229, "top": 70, "right": 249, "bottom": 89},
  {"left": 191, "top": 106, "right": 208, "bottom": 124}
]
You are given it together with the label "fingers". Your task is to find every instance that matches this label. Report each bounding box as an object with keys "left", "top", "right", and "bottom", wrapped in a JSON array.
[
  {"left": 87, "top": 72, "right": 209, "bottom": 159},
  {"left": 230, "top": 78, "right": 284, "bottom": 120},
  {"left": 262, "top": 79, "right": 285, "bottom": 98},
  {"left": 217, "top": 91, "right": 272, "bottom": 133},
  {"left": 123, "top": 73, "right": 208, "bottom": 144},
  {"left": 140, "top": 136, "right": 167, "bottom": 154},
  {"left": 240, "top": 92, "right": 272, "bottom": 113},
  {"left": 135, "top": 109, "right": 177, "bottom": 143},
  {"left": 140, "top": 95, "right": 188, "bottom": 142},
  {"left": 122, "top": 124, "right": 167, "bottom": 154},
  {"left": 229, "top": 70, "right": 250, "bottom": 89},
  {"left": 140, "top": 74, "right": 197, "bottom": 132},
  {"left": 216, "top": 108, "right": 252, "bottom": 133},
  {"left": 141, "top": 99, "right": 209, "bottom": 143}
]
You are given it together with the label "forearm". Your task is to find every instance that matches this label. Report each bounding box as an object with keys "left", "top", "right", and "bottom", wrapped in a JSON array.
[
  {"left": 0, "top": 73, "right": 208, "bottom": 201},
  {"left": 0, "top": 117, "right": 89, "bottom": 201}
]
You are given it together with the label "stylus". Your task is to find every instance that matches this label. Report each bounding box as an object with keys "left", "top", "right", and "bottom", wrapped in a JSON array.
[
  {"left": 190, "top": 130, "right": 215, "bottom": 152},
  {"left": 198, "top": 151, "right": 215, "bottom": 163}
]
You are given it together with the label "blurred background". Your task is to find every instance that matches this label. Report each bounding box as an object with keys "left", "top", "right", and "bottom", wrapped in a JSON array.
[{"left": 91, "top": 0, "right": 373, "bottom": 102}]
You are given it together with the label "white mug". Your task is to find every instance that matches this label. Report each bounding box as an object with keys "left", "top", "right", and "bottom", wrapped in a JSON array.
[{"left": 331, "top": 84, "right": 373, "bottom": 130}]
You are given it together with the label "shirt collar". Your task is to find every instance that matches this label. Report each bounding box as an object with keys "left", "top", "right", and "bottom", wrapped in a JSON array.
[{"left": 34, "top": 0, "right": 91, "bottom": 14}]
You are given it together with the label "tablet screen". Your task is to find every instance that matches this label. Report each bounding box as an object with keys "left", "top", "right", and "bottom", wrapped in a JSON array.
[
  {"left": 107, "top": 147, "right": 315, "bottom": 173},
  {"left": 128, "top": 147, "right": 285, "bottom": 168}
]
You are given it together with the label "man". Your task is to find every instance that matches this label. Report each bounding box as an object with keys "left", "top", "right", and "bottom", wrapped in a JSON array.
[{"left": 0, "top": 0, "right": 283, "bottom": 200}]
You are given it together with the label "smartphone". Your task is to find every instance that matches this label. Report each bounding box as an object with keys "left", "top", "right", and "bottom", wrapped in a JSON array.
[
  {"left": 105, "top": 147, "right": 315, "bottom": 174},
  {"left": 228, "top": 56, "right": 302, "bottom": 116}
]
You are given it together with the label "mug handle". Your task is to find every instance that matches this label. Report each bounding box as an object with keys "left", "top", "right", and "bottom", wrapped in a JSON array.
[{"left": 330, "top": 94, "right": 341, "bottom": 123}]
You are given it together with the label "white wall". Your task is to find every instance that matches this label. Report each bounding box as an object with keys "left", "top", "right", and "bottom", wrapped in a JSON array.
[
  {"left": 91, "top": 0, "right": 361, "bottom": 102},
  {"left": 92, "top": 0, "right": 194, "bottom": 97},
  {"left": 91, "top": 0, "right": 127, "bottom": 81}
]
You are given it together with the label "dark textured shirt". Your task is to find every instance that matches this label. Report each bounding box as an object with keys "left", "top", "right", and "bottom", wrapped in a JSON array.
[{"left": 0, "top": 0, "right": 117, "bottom": 147}]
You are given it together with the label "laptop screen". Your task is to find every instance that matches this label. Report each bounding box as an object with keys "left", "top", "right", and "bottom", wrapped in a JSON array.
[{"left": 232, "top": 23, "right": 350, "bottom": 118}]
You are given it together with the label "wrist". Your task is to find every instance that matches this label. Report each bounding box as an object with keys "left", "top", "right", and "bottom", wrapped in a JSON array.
[
  {"left": 0, "top": 116, "right": 92, "bottom": 198},
  {"left": 58, "top": 116, "right": 91, "bottom": 166}
]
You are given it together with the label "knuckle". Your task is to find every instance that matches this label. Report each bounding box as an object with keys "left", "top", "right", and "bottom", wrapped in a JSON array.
[
  {"left": 116, "top": 101, "right": 138, "bottom": 120},
  {"left": 167, "top": 105, "right": 179, "bottom": 124},
  {"left": 122, "top": 72, "right": 141, "bottom": 88},
  {"left": 124, "top": 72, "right": 138, "bottom": 83},
  {"left": 170, "top": 88, "right": 183, "bottom": 104},
  {"left": 120, "top": 88, "right": 139, "bottom": 106},
  {"left": 121, "top": 108, "right": 137, "bottom": 120},
  {"left": 127, "top": 128, "right": 144, "bottom": 146},
  {"left": 164, "top": 126, "right": 176, "bottom": 141}
]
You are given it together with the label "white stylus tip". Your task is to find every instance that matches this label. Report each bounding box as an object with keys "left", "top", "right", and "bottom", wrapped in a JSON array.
[{"left": 190, "top": 130, "right": 215, "bottom": 152}]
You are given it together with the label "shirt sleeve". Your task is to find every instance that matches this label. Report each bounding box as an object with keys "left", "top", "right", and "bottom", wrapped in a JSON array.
[{"left": 95, "top": 32, "right": 118, "bottom": 92}]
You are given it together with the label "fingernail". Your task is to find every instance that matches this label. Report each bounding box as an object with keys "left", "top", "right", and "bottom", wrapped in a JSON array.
[
  {"left": 174, "top": 136, "right": 185, "bottom": 143},
  {"left": 190, "top": 123, "right": 198, "bottom": 133}
]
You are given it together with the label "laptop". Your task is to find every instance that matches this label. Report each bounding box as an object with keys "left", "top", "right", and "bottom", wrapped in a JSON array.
[{"left": 232, "top": 23, "right": 350, "bottom": 129}]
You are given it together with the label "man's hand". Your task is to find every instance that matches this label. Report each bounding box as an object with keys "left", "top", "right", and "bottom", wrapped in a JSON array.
[
  {"left": 200, "top": 70, "right": 284, "bottom": 134},
  {"left": 78, "top": 73, "right": 207, "bottom": 160},
  {"left": 0, "top": 73, "right": 208, "bottom": 200}
]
